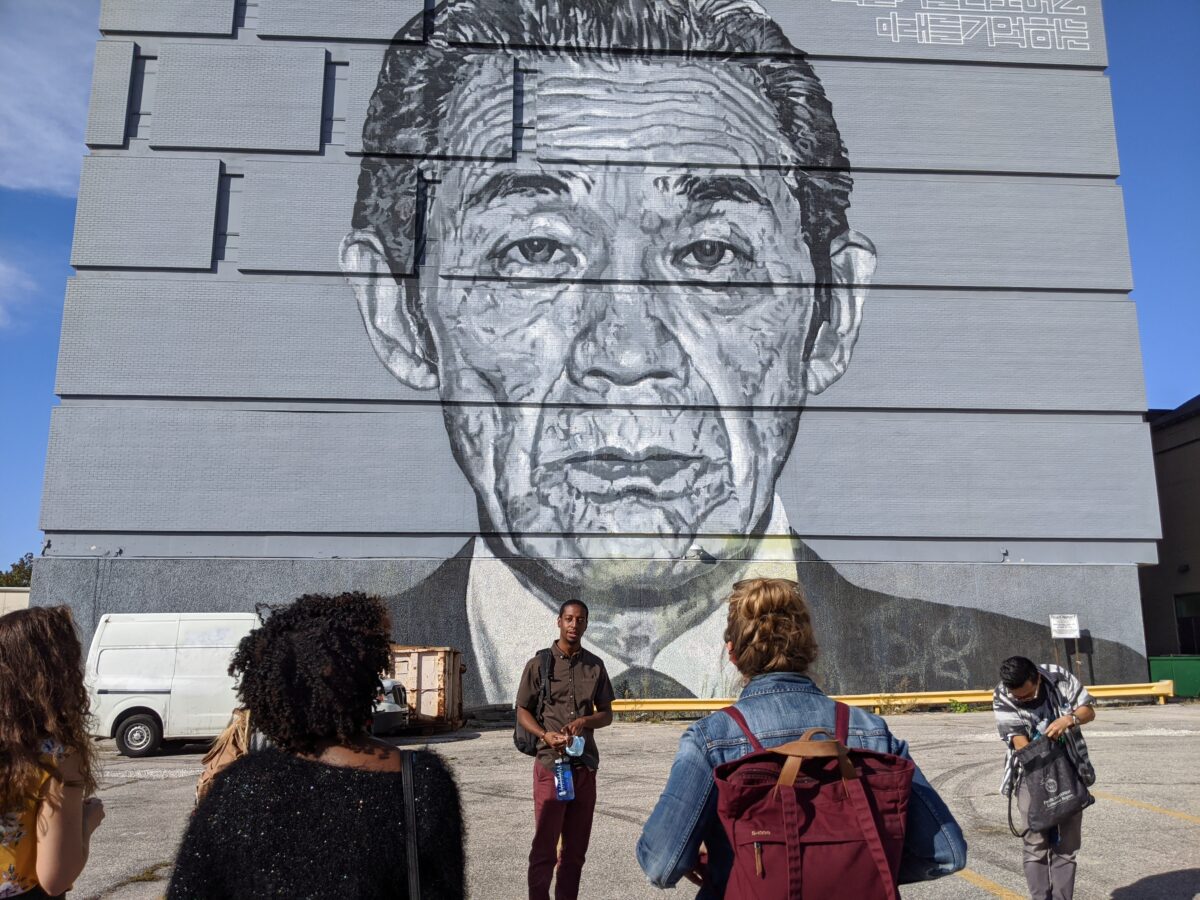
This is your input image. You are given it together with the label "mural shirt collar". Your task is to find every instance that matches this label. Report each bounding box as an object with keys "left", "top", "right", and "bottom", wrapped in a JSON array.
[{"left": 466, "top": 496, "right": 797, "bottom": 704}]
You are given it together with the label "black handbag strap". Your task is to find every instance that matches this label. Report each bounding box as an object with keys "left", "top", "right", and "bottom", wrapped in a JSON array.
[
  {"left": 401, "top": 750, "right": 422, "bottom": 900},
  {"left": 1007, "top": 784, "right": 1028, "bottom": 838},
  {"left": 1008, "top": 739, "right": 1038, "bottom": 839}
]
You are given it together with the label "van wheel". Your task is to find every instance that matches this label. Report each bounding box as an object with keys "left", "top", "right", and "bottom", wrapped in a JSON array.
[{"left": 116, "top": 714, "right": 162, "bottom": 757}]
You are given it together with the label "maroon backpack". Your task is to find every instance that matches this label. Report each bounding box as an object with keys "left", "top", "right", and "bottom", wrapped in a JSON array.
[{"left": 714, "top": 703, "right": 915, "bottom": 900}]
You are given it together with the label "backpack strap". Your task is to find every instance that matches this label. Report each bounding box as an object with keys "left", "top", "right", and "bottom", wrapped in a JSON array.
[
  {"left": 835, "top": 702, "right": 851, "bottom": 744},
  {"left": 534, "top": 648, "right": 553, "bottom": 727},
  {"left": 831, "top": 702, "right": 898, "bottom": 897},
  {"left": 722, "top": 706, "right": 765, "bottom": 752},
  {"left": 843, "top": 768, "right": 900, "bottom": 898}
]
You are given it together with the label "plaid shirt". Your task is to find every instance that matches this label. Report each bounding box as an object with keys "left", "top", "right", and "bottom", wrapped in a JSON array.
[{"left": 992, "top": 663, "right": 1096, "bottom": 796}]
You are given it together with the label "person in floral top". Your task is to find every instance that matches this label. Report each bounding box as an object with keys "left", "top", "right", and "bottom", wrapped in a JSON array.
[{"left": 0, "top": 607, "right": 105, "bottom": 898}]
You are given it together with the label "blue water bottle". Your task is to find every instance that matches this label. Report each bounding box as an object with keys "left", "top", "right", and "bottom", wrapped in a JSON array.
[{"left": 554, "top": 756, "right": 575, "bottom": 802}]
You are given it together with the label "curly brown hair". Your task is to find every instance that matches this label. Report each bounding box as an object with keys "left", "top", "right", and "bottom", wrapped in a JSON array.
[
  {"left": 724, "top": 578, "right": 819, "bottom": 680},
  {"left": 230, "top": 593, "right": 392, "bottom": 755},
  {"left": 0, "top": 606, "right": 97, "bottom": 810}
]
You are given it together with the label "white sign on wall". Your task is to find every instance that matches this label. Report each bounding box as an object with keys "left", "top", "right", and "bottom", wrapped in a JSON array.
[{"left": 1049, "top": 614, "right": 1081, "bottom": 639}]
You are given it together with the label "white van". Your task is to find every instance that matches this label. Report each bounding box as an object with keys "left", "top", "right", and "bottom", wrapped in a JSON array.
[{"left": 86, "top": 612, "right": 259, "bottom": 757}]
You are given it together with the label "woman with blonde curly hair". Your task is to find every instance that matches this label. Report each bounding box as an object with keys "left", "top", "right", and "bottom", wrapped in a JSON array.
[
  {"left": 0, "top": 606, "right": 105, "bottom": 899},
  {"left": 637, "top": 578, "right": 966, "bottom": 896}
]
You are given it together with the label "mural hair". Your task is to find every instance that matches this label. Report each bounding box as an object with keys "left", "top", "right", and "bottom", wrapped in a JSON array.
[
  {"left": 0, "top": 606, "right": 97, "bottom": 810},
  {"left": 229, "top": 593, "right": 392, "bottom": 755},
  {"left": 723, "top": 577, "right": 819, "bottom": 679},
  {"left": 352, "top": 0, "right": 854, "bottom": 357}
]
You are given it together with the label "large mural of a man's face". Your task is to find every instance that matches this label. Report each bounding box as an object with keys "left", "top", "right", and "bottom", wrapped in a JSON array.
[{"left": 342, "top": 0, "right": 875, "bottom": 597}]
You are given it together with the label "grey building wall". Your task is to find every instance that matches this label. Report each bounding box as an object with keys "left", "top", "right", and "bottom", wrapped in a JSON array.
[
  {"left": 70, "top": 157, "right": 220, "bottom": 268},
  {"left": 84, "top": 41, "right": 135, "bottom": 148},
  {"left": 152, "top": 44, "right": 325, "bottom": 152},
  {"left": 98, "top": 0, "right": 236, "bottom": 36},
  {"left": 37, "top": 0, "right": 1158, "bottom": 702}
]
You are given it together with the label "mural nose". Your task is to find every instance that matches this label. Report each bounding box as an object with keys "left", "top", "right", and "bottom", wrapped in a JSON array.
[{"left": 568, "top": 296, "right": 686, "bottom": 390}]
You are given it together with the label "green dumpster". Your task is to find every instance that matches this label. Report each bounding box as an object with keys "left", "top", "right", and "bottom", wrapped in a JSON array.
[{"left": 1149, "top": 656, "right": 1200, "bottom": 698}]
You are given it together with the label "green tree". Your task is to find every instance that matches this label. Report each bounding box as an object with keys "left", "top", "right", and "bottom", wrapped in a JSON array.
[{"left": 0, "top": 553, "right": 34, "bottom": 587}]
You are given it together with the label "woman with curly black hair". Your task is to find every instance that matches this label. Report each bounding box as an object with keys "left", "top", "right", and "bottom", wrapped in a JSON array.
[{"left": 167, "top": 593, "right": 465, "bottom": 899}]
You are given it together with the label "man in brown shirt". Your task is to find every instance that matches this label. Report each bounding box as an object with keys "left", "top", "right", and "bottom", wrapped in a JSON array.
[{"left": 516, "top": 600, "right": 614, "bottom": 900}]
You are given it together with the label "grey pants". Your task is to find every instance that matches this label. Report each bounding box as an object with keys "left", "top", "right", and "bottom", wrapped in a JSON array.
[{"left": 1017, "top": 783, "right": 1084, "bottom": 900}]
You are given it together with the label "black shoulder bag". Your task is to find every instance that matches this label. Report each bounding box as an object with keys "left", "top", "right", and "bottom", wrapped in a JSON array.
[
  {"left": 513, "top": 648, "right": 553, "bottom": 756},
  {"left": 1007, "top": 737, "right": 1094, "bottom": 836}
]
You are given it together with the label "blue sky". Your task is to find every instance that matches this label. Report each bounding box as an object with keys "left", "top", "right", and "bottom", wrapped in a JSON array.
[{"left": 0, "top": 0, "right": 1197, "bottom": 568}]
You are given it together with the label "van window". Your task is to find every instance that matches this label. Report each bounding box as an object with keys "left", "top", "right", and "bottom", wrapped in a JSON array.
[
  {"left": 177, "top": 619, "right": 254, "bottom": 648},
  {"left": 99, "top": 620, "right": 177, "bottom": 647},
  {"left": 97, "top": 647, "right": 173, "bottom": 679}
]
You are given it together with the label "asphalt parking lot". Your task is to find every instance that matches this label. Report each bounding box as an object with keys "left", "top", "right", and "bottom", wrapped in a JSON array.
[{"left": 73, "top": 704, "right": 1200, "bottom": 900}]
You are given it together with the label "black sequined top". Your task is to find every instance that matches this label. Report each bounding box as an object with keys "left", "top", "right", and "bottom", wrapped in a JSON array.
[{"left": 167, "top": 747, "right": 464, "bottom": 899}]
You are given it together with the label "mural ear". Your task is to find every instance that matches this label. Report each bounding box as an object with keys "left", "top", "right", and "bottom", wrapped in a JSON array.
[
  {"left": 340, "top": 230, "right": 438, "bottom": 392},
  {"left": 805, "top": 230, "right": 876, "bottom": 395}
]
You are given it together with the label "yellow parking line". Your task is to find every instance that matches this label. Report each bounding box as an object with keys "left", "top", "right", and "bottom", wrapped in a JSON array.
[
  {"left": 956, "top": 868, "right": 1025, "bottom": 899},
  {"left": 1091, "top": 789, "right": 1200, "bottom": 825}
]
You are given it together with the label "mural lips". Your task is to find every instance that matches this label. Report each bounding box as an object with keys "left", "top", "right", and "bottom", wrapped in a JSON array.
[
  {"left": 529, "top": 406, "right": 735, "bottom": 536},
  {"left": 556, "top": 447, "right": 708, "bottom": 498}
]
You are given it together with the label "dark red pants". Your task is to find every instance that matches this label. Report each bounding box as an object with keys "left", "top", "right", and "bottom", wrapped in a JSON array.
[{"left": 528, "top": 762, "right": 597, "bottom": 900}]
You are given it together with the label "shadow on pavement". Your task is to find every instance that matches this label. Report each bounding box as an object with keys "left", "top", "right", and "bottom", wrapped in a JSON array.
[
  {"left": 386, "top": 729, "right": 488, "bottom": 745},
  {"left": 1110, "top": 868, "right": 1200, "bottom": 899},
  {"left": 158, "top": 740, "right": 214, "bottom": 755}
]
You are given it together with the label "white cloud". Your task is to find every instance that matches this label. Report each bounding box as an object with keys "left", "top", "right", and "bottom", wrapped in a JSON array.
[
  {"left": 0, "top": 0, "right": 101, "bottom": 197},
  {"left": 0, "top": 256, "right": 38, "bottom": 329}
]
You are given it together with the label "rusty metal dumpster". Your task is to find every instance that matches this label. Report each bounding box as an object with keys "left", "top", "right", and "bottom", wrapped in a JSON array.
[{"left": 388, "top": 645, "right": 465, "bottom": 730}]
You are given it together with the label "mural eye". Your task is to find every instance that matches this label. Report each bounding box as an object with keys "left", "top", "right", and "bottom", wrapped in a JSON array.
[
  {"left": 674, "top": 240, "right": 743, "bottom": 271},
  {"left": 490, "top": 236, "right": 578, "bottom": 276},
  {"left": 514, "top": 237, "right": 563, "bottom": 264}
]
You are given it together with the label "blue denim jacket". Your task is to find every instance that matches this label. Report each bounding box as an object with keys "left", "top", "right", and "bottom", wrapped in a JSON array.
[{"left": 635, "top": 673, "right": 967, "bottom": 895}]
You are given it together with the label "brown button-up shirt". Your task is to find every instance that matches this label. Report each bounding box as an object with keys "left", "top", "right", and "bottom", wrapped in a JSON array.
[{"left": 516, "top": 643, "right": 614, "bottom": 771}]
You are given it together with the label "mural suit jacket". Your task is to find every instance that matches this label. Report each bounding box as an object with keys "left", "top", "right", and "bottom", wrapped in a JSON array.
[{"left": 390, "top": 538, "right": 1141, "bottom": 705}]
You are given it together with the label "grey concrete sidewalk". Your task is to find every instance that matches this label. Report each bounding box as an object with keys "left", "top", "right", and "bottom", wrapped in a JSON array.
[{"left": 72, "top": 704, "right": 1200, "bottom": 899}]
